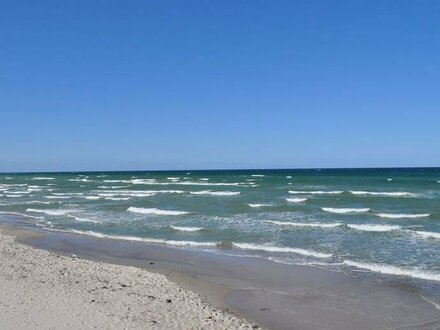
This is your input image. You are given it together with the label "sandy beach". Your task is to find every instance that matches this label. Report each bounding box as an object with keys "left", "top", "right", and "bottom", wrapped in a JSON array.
[{"left": 0, "top": 229, "right": 256, "bottom": 329}]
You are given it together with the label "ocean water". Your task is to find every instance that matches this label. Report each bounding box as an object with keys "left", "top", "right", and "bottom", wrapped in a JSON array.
[{"left": 1, "top": 168, "right": 440, "bottom": 286}]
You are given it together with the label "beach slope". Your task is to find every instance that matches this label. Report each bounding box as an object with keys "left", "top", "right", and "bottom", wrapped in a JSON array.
[{"left": 0, "top": 231, "right": 255, "bottom": 329}]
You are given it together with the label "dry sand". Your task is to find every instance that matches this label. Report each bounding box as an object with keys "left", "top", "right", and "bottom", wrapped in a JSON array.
[{"left": 0, "top": 231, "right": 257, "bottom": 329}]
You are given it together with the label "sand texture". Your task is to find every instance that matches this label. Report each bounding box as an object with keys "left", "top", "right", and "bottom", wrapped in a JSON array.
[{"left": 0, "top": 232, "right": 256, "bottom": 329}]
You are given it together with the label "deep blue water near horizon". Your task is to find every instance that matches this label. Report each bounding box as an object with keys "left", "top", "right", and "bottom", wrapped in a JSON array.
[{"left": 1, "top": 167, "right": 440, "bottom": 300}]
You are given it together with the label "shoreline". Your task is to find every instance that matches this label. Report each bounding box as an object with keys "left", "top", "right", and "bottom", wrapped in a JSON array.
[
  {"left": 0, "top": 220, "right": 257, "bottom": 329},
  {"left": 2, "top": 214, "right": 440, "bottom": 329}
]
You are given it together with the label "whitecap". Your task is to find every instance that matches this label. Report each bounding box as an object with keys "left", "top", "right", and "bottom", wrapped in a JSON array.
[
  {"left": 413, "top": 231, "right": 440, "bottom": 239},
  {"left": 376, "top": 213, "right": 430, "bottom": 219},
  {"left": 343, "top": 260, "right": 440, "bottom": 282},
  {"left": 26, "top": 208, "right": 75, "bottom": 216},
  {"left": 63, "top": 229, "right": 216, "bottom": 247},
  {"left": 285, "top": 198, "right": 308, "bottom": 203},
  {"left": 68, "top": 215, "right": 101, "bottom": 224},
  {"left": 170, "top": 225, "right": 203, "bottom": 232},
  {"left": 127, "top": 207, "right": 189, "bottom": 216},
  {"left": 190, "top": 190, "right": 240, "bottom": 196},
  {"left": 289, "top": 190, "right": 343, "bottom": 195},
  {"left": 31, "top": 177, "right": 55, "bottom": 180},
  {"left": 102, "top": 179, "right": 131, "bottom": 183},
  {"left": 265, "top": 220, "right": 342, "bottom": 228},
  {"left": 0, "top": 211, "right": 43, "bottom": 219},
  {"left": 45, "top": 196, "right": 72, "bottom": 199},
  {"left": 248, "top": 203, "right": 273, "bottom": 208},
  {"left": 251, "top": 174, "right": 265, "bottom": 177},
  {"left": 233, "top": 243, "right": 332, "bottom": 258},
  {"left": 347, "top": 224, "right": 401, "bottom": 232},
  {"left": 105, "top": 197, "right": 130, "bottom": 201},
  {"left": 322, "top": 207, "right": 370, "bottom": 214},
  {"left": 350, "top": 191, "right": 418, "bottom": 197}
]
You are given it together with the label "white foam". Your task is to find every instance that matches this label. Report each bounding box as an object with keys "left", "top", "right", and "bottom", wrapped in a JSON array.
[
  {"left": 0, "top": 211, "right": 43, "bottom": 219},
  {"left": 52, "top": 192, "right": 85, "bottom": 196},
  {"left": 289, "top": 190, "right": 343, "bottom": 195},
  {"left": 350, "top": 191, "right": 418, "bottom": 197},
  {"left": 322, "top": 207, "right": 370, "bottom": 214},
  {"left": 343, "top": 260, "right": 440, "bottom": 282},
  {"left": 105, "top": 197, "right": 130, "bottom": 201},
  {"left": 45, "top": 196, "right": 72, "bottom": 199},
  {"left": 387, "top": 178, "right": 393, "bottom": 181},
  {"left": 102, "top": 179, "right": 131, "bottom": 183},
  {"left": 26, "top": 208, "right": 74, "bottom": 216},
  {"left": 376, "top": 213, "right": 430, "bottom": 219},
  {"left": 190, "top": 190, "right": 240, "bottom": 196},
  {"left": 286, "top": 176, "right": 292, "bottom": 179},
  {"left": 248, "top": 203, "right": 273, "bottom": 208},
  {"left": 66, "top": 230, "right": 216, "bottom": 247},
  {"left": 347, "top": 224, "right": 401, "bottom": 232},
  {"left": 285, "top": 198, "right": 308, "bottom": 203},
  {"left": 167, "top": 177, "right": 180, "bottom": 180},
  {"left": 97, "top": 192, "right": 156, "bottom": 198},
  {"left": 199, "top": 178, "right": 210, "bottom": 181},
  {"left": 251, "top": 174, "right": 265, "bottom": 177},
  {"left": 127, "top": 207, "right": 189, "bottom": 216},
  {"left": 265, "top": 220, "right": 342, "bottom": 228},
  {"left": 6, "top": 195, "right": 23, "bottom": 198},
  {"left": 26, "top": 200, "right": 53, "bottom": 204},
  {"left": 233, "top": 243, "right": 332, "bottom": 258},
  {"left": 84, "top": 196, "right": 101, "bottom": 200},
  {"left": 170, "top": 226, "right": 203, "bottom": 232},
  {"left": 31, "top": 177, "right": 55, "bottom": 180},
  {"left": 68, "top": 215, "right": 101, "bottom": 224},
  {"left": 413, "top": 231, "right": 440, "bottom": 239}
]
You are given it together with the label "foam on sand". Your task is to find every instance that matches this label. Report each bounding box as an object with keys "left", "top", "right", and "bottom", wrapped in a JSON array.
[
  {"left": 347, "top": 224, "right": 401, "bottom": 232},
  {"left": 322, "top": 207, "right": 370, "bottom": 214},
  {"left": 285, "top": 198, "right": 308, "bottom": 203},
  {"left": 232, "top": 243, "right": 332, "bottom": 258},
  {"left": 190, "top": 190, "right": 240, "bottom": 196},
  {"left": 170, "top": 226, "right": 203, "bottom": 232},
  {"left": 350, "top": 191, "right": 418, "bottom": 197},
  {"left": 127, "top": 207, "right": 189, "bottom": 216},
  {"left": 289, "top": 190, "right": 343, "bottom": 195},
  {"left": 376, "top": 213, "right": 430, "bottom": 219},
  {"left": 265, "top": 220, "right": 342, "bottom": 228},
  {"left": 343, "top": 260, "right": 440, "bottom": 282}
]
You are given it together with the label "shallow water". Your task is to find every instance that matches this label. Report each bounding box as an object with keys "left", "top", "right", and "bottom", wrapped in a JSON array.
[{"left": 1, "top": 168, "right": 440, "bottom": 286}]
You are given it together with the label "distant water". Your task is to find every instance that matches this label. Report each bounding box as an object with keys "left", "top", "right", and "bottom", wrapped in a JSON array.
[{"left": 1, "top": 168, "right": 440, "bottom": 286}]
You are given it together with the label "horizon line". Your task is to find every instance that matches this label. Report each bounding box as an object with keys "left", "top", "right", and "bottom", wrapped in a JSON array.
[{"left": 1, "top": 165, "right": 439, "bottom": 175}]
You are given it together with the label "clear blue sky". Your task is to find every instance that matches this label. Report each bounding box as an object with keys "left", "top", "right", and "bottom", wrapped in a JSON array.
[{"left": 1, "top": 0, "right": 439, "bottom": 172}]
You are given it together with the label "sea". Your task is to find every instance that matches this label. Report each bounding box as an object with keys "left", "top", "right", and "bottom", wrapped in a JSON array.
[{"left": 1, "top": 168, "right": 440, "bottom": 289}]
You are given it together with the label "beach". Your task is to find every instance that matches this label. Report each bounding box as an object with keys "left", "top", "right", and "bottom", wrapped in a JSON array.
[
  {"left": 0, "top": 226, "right": 255, "bottom": 329},
  {"left": 2, "top": 214, "right": 440, "bottom": 329}
]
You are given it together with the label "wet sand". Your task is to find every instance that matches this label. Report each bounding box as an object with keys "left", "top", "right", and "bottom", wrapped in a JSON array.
[{"left": 1, "top": 214, "right": 440, "bottom": 329}]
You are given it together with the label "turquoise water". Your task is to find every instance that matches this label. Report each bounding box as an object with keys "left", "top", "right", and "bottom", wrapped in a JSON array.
[{"left": 1, "top": 168, "right": 440, "bottom": 284}]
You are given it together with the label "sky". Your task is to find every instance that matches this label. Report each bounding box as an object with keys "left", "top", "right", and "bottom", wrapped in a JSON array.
[{"left": 1, "top": 0, "right": 439, "bottom": 172}]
